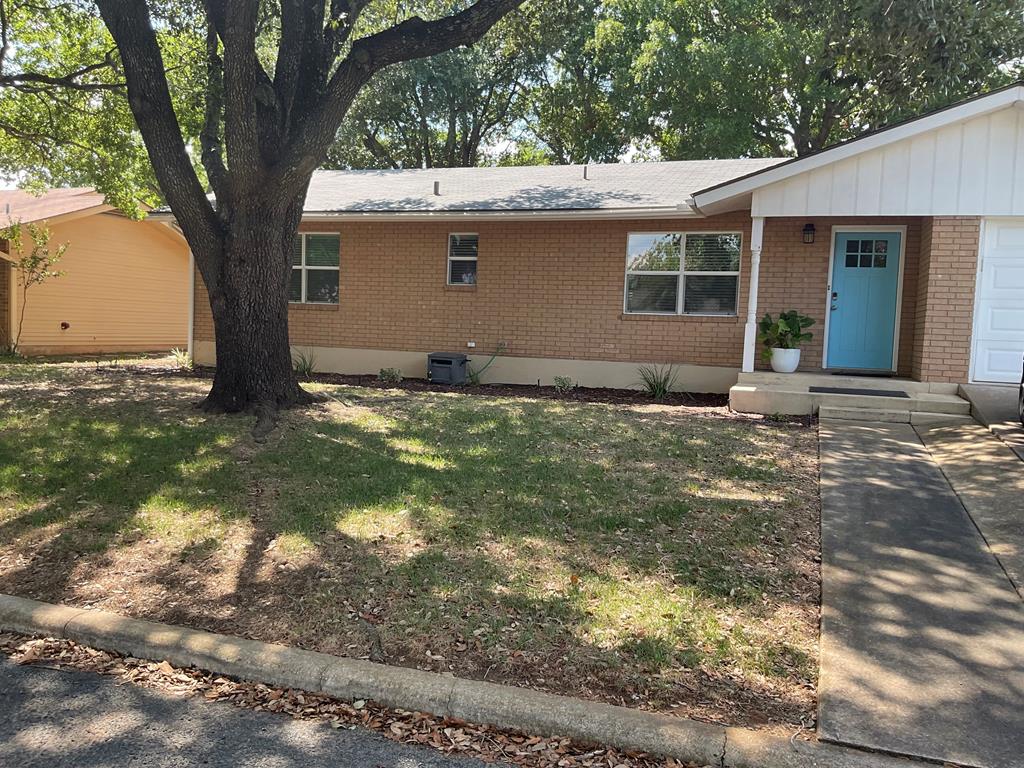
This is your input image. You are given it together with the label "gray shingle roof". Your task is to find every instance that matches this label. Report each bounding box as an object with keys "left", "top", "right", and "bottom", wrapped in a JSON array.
[{"left": 303, "top": 159, "right": 785, "bottom": 213}]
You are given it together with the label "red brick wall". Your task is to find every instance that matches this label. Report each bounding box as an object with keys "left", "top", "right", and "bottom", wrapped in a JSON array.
[
  {"left": 912, "top": 217, "right": 980, "bottom": 382},
  {"left": 195, "top": 215, "right": 754, "bottom": 368},
  {"left": 193, "top": 214, "right": 924, "bottom": 374}
]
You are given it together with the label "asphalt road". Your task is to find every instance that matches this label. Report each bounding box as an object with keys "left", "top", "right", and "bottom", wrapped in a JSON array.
[{"left": 0, "top": 659, "right": 482, "bottom": 767}]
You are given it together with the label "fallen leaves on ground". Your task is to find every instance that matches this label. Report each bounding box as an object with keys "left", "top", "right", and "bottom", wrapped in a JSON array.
[{"left": 0, "top": 633, "right": 707, "bottom": 768}]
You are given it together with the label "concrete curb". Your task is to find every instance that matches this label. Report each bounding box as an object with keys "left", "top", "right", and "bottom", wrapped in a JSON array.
[{"left": 0, "top": 594, "right": 923, "bottom": 768}]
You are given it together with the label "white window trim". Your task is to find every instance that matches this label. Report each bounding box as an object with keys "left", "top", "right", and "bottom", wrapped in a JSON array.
[
  {"left": 291, "top": 233, "right": 340, "bottom": 305},
  {"left": 447, "top": 232, "right": 479, "bottom": 285},
  {"left": 623, "top": 231, "right": 743, "bottom": 316}
]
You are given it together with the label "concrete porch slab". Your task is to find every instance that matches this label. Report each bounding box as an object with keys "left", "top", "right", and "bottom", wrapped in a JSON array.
[
  {"left": 819, "top": 421, "right": 1024, "bottom": 768},
  {"left": 730, "top": 372, "right": 971, "bottom": 418}
]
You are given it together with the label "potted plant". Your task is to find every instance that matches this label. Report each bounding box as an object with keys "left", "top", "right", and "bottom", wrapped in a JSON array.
[{"left": 757, "top": 311, "right": 815, "bottom": 373}]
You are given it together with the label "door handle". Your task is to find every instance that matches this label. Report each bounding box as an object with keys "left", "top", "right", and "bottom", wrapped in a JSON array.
[{"left": 831, "top": 291, "right": 838, "bottom": 311}]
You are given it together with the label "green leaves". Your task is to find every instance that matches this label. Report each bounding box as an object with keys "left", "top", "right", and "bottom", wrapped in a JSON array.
[
  {"left": 2, "top": 221, "right": 68, "bottom": 352},
  {"left": 0, "top": 0, "right": 205, "bottom": 212},
  {"left": 757, "top": 311, "right": 814, "bottom": 357}
]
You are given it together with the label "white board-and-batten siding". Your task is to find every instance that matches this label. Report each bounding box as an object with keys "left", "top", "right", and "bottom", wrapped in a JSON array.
[{"left": 751, "top": 105, "right": 1024, "bottom": 217}]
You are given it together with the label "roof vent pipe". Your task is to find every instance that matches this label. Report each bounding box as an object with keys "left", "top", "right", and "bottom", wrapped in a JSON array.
[
  {"left": 583, "top": 165, "right": 589, "bottom": 180},
  {"left": 433, "top": 180, "right": 441, "bottom": 196}
]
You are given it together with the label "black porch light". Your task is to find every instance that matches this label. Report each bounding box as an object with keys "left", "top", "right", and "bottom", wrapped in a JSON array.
[{"left": 802, "top": 223, "right": 816, "bottom": 244}]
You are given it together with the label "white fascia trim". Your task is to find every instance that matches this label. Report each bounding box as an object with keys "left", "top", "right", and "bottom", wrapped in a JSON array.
[
  {"left": 296, "top": 206, "right": 700, "bottom": 222},
  {"left": 146, "top": 206, "right": 702, "bottom": 225},
  {"left": 692, "top": 86, "right": 1024, "bottom": 210}
]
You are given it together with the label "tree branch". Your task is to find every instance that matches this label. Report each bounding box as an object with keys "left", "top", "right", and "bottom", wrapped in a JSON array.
[
  {"left": 277, "top": 0, "right": 525, "bottom": 184},
  {"left": 0, "top": 50, "right": 123, "bottom": 92},
  {"left": 95, "top": 0, "right": 221, "bottom": 265},
  {"left": 200, "top": 22, "right": 229, "bottom": 203}
]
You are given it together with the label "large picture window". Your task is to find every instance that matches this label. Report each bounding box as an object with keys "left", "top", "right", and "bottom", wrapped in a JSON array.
[
  {"left": 290, "top": 233, "right": 340, "bottom": 304},
  {"left": 624, "top": 232, "right": 741, "bottom": 315}
]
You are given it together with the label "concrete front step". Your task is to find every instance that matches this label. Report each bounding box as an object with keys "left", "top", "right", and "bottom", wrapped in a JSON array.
[
  {"left": 730, "top": 385, "right": 972, "bottom": 417},
  {"left": 736, "top": 371, "right": 960, "bottom": 395},
  {"left": 819, "top": 406, "right": 975, "bottom": 425}
]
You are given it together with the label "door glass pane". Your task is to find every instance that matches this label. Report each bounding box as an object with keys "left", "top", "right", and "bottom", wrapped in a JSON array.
[
  {"left": 860, "top": 239, "right": 873, "bottom": 252},
  {"left": 627, "top": 234, "right": 681, "bottom": 271},
  {"left": 626, "top": 274, "right": 678, "bottom": 312},
  {"left": 845, "top": 240, "right": 858, "bottom": 254},
  {"left": 874, "top": 240, "right": 888, "bottom": 253},
  {"left": 306, "top": 269, "right": 339, "bottom": 303},
  {"left": 874, "top": 253, "right": 887, "bottom": 268},
  {"left": 859, "top": 253, "right": 872, "bottom": 268},
  {"left": 845, "top": 253, "right": 858, "bottom": 268},
  {"left": 684, "top": 275, "right": 738, "bottom": 315}
]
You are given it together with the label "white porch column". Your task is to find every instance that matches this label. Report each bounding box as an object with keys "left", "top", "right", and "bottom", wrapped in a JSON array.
[{"left": 741, "top": 216, "right": 765, "bottom": 373}]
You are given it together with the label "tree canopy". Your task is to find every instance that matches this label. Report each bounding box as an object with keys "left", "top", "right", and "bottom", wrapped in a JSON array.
[{"left": 2, "top": 0, "right": 1021, "bottom": 194}]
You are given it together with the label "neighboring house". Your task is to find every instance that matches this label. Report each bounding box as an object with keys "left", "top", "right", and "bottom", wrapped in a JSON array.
[
  {"left": 0, "top": 188, "right": 189, "bottom": 355},
  {"left": 171, "top": 84, "right": 1024, "bottom": 402}
]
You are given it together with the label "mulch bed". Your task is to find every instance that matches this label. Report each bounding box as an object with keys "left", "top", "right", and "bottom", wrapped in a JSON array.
[
  {"left": 0, "top": 633, "right": 707, "bottom": 768},
  {"left": 96, "top": 361, "right": 730, "bottom": 408}
]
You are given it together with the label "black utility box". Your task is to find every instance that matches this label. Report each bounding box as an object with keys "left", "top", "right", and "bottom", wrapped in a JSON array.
[{"left": 427, "top": 352, "right": 469, "bottom": 385}]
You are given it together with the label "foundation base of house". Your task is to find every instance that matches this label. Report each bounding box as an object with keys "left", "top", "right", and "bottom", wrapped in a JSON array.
[
  {"left": 730, "top": 371, "right": 971, "bottom": 419},
  {"left": 191, "top": 341, "right": 740, "bottom": 394},
  {"left": 14, "top": 342, "right": 187, "bottom": 356}
]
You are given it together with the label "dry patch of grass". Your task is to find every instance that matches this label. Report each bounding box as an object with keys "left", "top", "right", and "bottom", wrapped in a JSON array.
[{"left": 0, "top": 359, "right": 820, "bottom": 731}]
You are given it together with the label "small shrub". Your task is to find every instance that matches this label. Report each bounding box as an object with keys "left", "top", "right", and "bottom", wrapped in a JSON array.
[
  {"left": 637, "top": 364, "right": 678, "bottom": 400},
  {"left": 552, "top": 375, "right": 575, "bottom": 394},
  {"left": 170, "top": 347, "right": 193, "bottom": 371},
  {"left": 292, "top": 348, "right": 316, "bottom": 377},
  {"left": 378, "top": 367, "right": 403, "bottom": 385}
]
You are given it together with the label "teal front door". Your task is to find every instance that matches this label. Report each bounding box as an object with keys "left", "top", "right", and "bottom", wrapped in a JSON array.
[{"left": 827, "top": 231, "right": 902, "bottom": 370}]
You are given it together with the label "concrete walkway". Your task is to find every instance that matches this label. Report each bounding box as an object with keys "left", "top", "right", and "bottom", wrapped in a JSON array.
[{"left": 819, "top": 421, "right": 1024, "bottom": 768}]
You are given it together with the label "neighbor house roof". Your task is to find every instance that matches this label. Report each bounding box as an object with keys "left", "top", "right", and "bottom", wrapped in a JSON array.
[
  {"left": 0, "top": 187, "right": 111, "bottom": 226},
  {"left": 298, "top": 159, "right": 785, "bottom": 218}
]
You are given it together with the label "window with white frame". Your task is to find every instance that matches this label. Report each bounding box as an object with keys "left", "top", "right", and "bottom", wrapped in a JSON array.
[
  {"left": 290, "top": 233, "right": 340, "bottom": 304},
  {"left": 624, "top": 232, "right": 741, "bottom": 315},
  {"left": 448, "top": 233, "right": 478, "bottom": 285}
]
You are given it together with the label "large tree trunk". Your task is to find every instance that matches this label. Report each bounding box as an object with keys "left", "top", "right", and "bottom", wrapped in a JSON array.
[{"left": 198, "top": 203, "right": 312, "bottom": 420}]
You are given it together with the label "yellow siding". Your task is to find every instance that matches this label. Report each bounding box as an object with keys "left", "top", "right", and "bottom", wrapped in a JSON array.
[{"left": 12, "top": 213, "right": 189, "bottom": 354}]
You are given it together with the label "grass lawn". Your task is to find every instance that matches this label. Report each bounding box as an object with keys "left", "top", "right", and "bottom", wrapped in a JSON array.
[{"left": 0, "top": 358, "right": 820, "bottom": 730}]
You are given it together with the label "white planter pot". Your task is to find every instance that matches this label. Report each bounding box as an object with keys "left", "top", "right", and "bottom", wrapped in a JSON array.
[{"left": 770, "top": 348, "right": 801, "bottom": 373}]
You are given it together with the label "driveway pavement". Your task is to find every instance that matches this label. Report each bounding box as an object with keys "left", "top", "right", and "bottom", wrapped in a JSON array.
[
  {"left": 916, "top": 421, "right": 1024, "bottom": 595},
  {"left": 0, "top": 658, "right": 480, "bottom": 768},
  {"left": 961, "top": 383, "right": 1024, "bottom": 460},
  {"left": 818, "top": 421, "right": 1024, "bottom": 768}
]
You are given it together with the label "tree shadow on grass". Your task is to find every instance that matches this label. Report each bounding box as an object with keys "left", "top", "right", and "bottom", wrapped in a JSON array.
[{"left": 0, "top": 375, "right": 819, "bottom": 728}]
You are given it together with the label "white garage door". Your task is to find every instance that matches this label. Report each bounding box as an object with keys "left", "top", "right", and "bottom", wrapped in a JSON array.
[{"left": 973, "top": 219, "right": 1024, "bottom": 383}]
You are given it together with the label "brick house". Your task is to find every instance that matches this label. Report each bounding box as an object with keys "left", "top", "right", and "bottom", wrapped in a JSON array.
[{"left": 175, "top": 84, "right": 1024, "bottom": 415}]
